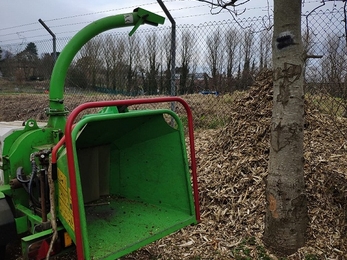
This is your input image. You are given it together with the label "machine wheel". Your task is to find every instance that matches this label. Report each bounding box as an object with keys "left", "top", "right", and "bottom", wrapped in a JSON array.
[
  {"left": 0, "top": 244, "right": 6, "bottom": 259},
  {"left": 0, "top": 196, "right": 17, "bottom": 259}
]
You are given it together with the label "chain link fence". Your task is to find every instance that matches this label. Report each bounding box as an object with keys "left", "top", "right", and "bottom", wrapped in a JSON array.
[{"left": 0, "top": 8, "right": 346, "bottom": 130}]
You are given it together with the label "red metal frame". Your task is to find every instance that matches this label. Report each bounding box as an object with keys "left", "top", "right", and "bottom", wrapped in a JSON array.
[{"left": 51, "top": 97, "right": 200, "bottom": 260}]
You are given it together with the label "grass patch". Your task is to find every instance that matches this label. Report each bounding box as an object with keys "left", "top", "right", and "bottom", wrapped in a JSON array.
[
  {"left": 306, "top": 93, "right": 347, "bottom": 117},
  {"left": 231, "top": 237, "right": 274, "bottom": 260}
]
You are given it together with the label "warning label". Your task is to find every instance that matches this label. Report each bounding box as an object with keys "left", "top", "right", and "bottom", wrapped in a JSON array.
[{"left": 57, "top": 169, "right": 75, "bottom": 231}]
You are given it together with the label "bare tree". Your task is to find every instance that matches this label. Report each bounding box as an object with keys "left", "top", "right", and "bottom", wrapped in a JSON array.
[
  {"left": 199, "top": 0, "right": 308, "bottom": 255},
  {"left": 320, "top": 35, "right": 347, "bottom": 115},
  {"left": 178, "top": 30, "right": 195, "bottom": 94},
  {"left": 259, "top": 29, "right": 272, "bottom": 70},
  {"left": 101, "top": 35, "right": 127, "bottom": 92},
  {"left": 321, "top": 35, "right": 346, "bottom": 96},
  {"left": 38, "top": 53, "right": 55, "bottom": 80},
  {"left": 156, "top": 34, "right": 166, "bottom": 96},
  {"left": 114, "top": 37, "right": 127, "bottom": 92},
  {"left": 264, "top": 0, "right": 308, "bottom": 255},
  {"left": 206, "top": 28, "right": 224, "bottom": 92},
  {"left": 101, "top": 35, "right": 113, "bottom": 89},
  {"left": 188, "top": 48, "right": 199, "bottom": 93},
  {"left": 125, "top": 34, "right": 141, "bottom": 94},
  {"left": 225, "top": 28, "right": 239, "bottom": 91},
  {"left": 239, "top": 28, "right": 254, "bottom": 89},
  {"left": 143, "top": 32, "right": 160, "bottom": 95},
  {"left": 78, "top": 38, "right": 102, "bottom": 89},
  {"left": 161, "top": 32, "right": 172, "bottom": 95},
  {"left": 0, "top": 50, "right": 15, "bottom": 79}
]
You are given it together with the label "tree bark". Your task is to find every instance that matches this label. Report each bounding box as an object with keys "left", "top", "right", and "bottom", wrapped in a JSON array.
[{"left": 263, "top": 0, "right": 308, "bottom": 256}]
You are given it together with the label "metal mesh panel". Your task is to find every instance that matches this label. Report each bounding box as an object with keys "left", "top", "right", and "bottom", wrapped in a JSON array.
[
  {"left": 0, "top": 8, "right": 346, "bottom": 130},
  {"left": 303, "top": 9, "right": 347, "bottom": 118}
]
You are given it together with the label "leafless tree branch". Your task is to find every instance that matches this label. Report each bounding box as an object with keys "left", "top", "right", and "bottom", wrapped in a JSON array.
[
  {"left": 197, "top": 0, "right": 252, "bottom": 30},
  {"left": 197, "top": 0, "right": 249, "bottom": 8},
  {"left": 304, "top": 0, "right": 347, "bottom": 45},
  {"left": 197, "top": 0, "right": 250, "bottom": 15}
]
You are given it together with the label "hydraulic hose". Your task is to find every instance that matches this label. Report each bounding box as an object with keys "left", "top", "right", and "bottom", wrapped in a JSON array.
[
  {"left": 29, "top": 153, "right": 41, "bottom": 209},
  {"left": 28, "top": 165, "right": 40, "bottom": 209},
  {"left": 16, "top": 167, "right": 29, "bottom": 193},
  {"left": 16, "top": 167, "right": 29, "bottom": 184}
]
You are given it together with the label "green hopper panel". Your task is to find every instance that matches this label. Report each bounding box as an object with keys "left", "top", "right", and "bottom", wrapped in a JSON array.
[{"left": 56, "top": 109, "right": 197, "bottom": 259}]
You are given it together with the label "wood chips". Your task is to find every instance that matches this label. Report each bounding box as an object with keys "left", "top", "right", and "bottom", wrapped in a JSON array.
[
  {"left": 3, "top": 70, "right": 347, "bottom": 259},
  {"left": 123, "top": 70, "right": 347, "bottom": 259}
]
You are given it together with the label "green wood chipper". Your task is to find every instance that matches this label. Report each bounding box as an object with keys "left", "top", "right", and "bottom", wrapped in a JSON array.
[{"left": 0, "top": 8, "right": 200, "bottom": 260}]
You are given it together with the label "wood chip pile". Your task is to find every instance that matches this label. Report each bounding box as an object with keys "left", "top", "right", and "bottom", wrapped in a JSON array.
[
  {"left": 123, "top": 70, "right": 347, "bottom": 259},
  {"left": 3, "top": 70, "right": 347, "bottom": 259}
]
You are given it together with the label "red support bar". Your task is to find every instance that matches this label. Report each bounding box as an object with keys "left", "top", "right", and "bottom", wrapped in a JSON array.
[
  {"left": 53, "top": 97, "right": 200, "bottom": 260},
  {"left": 51, "top": 135, "right": 65, "bottom": 164}
]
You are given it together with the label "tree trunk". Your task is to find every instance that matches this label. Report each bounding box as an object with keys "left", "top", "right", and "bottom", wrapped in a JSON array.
[{"left": 263, "top": 0, "right": 308, "bottom": 256}]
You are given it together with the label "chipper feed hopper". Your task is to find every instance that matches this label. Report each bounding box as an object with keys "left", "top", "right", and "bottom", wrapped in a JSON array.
[{"left": 0, "top": 8, "right": 200, "bottom": 260}]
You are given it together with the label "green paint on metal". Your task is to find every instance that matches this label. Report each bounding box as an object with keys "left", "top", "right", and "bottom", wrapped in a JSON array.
[
  {"left": 0, "top": 123, "right": 55, "bottom": 217},
  {"left": 15, "top": 216, "right": 28, "bottom": 234},
  {"left": 85, "top": 198, "right": 195, "bottom": 259},
  {"left": 47, "top": 8, "right": 165, "bottom": 130},
  {"left": 0, "top": 8, "right": 183, "bottom": 260},
  {"left": 21, "top": 226, "right": 66, "bottom": 258},
  {"left": 2, "top": 127, "right": 55, "bottom": 213},
  {"left": 21, "top": 228, "right": 54, "bottom": 242},
  {"left": 16, "top": 204, "right": 43, "bottom": 225},
  {"left": 0, "top": 185, "right": 11, "bottom": 197},
  {"left": 57, "top": 109, "right": 196, "bottom": 259},
  {"left": 2, "top": 120, "right": 54, "bottom": 187},
  {"left": 129, "top": 8, "right": 165, "bottom": 36}
]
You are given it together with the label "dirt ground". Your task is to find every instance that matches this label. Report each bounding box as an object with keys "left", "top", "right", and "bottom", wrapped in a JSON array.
[{"left": 2, "top": 72, "right": 347, "bottom": 259}]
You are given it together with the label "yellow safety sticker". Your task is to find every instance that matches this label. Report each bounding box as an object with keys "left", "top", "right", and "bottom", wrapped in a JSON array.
[{"left": 57, "top": 169, "right": 75, "bottom": 231}]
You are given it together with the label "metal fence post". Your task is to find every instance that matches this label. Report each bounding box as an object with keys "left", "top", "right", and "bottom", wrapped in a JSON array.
[
  {"left": 157, "top": 0, "right": 176, "bottom": 113},
  {"left": 38, "top": 19, "right": 57, "bottom": 64}
]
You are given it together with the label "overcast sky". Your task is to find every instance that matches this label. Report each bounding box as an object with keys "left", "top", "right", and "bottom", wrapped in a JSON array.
[{"left": 0, "top": 0, "right": 341, "bottom": 47}]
